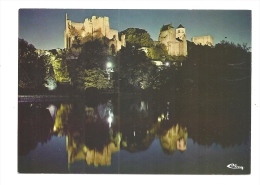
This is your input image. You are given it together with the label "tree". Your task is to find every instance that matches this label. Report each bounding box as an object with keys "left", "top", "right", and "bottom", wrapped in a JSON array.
[
  {"left": 67, "top": 40, "right": 109, "bottom": 90},
  {"left": 117, "top": 45, "right": 157, "bottom": 91},
  {"left": 147, "top": 43, "right": 168, "bottom": 60},
  {"left": 119, "top": 28, "right": 154, "bottom": 48},
  {"left": 77, "top": 39, "right": 108, "bottom": 70},
  {"left": 81, "top": 69, "right": 113, "bottom": 90},
  {"left": 18, "top": 38, "right": 47, "bottom": 90},
  {"left": 180, "top": 40, "right": 251, "bottom": 99},
  {"left": 49, "top": 49, "right": 70, "bottom": 83}
]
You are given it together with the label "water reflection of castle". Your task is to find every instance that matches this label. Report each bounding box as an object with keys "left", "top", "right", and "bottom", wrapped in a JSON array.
[
  {"left": 66, "top": 132, "right": 121, "bottom": 167},
  {"left": 49, "top": 100, "right": 188, "bottom": 167},
  {"left": 18, "top": 97, "right": 250, "bottom": 168}
]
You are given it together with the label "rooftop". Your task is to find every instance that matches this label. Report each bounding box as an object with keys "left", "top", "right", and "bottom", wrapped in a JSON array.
[{"left": 177, "top": 24, "right": 185, "bottom": 28}]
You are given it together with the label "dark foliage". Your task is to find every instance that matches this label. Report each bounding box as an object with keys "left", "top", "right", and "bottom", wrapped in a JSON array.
[
  {"left": 119, "top": 28, "right": 154, "bottom": 48},
  {"left": 180, "top": 40, "right": 251, "bottom": 100},
  {"left": 18, "top": 104, "right": 54, "bottom": 155},
  {"left": 18, "top": 38, "right": 48, "bottom": 92},
  {"left": 116, "top": 45, "right": 157, "bottom": 91}
]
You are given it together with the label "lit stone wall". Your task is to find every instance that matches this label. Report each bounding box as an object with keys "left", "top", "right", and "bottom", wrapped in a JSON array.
[
  {"left": 158, "top": 24, "right": 187, "bottom": 56},
  {"left": 176, "top": 27, "right": 186, "bottom": 41},
  {"left": 64, "top": 14, "right": 125, "bottom": 52},
  {"left": 191, "top": 35, "right": 214, "bottom": 46},
  {"left": 158, "top": 26, "right": 176, "bottom": 50}
]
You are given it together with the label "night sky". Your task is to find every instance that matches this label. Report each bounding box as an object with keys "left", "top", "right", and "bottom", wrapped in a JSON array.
[{"left": 19, "top": 9, "right": 252, "bottom": 50}]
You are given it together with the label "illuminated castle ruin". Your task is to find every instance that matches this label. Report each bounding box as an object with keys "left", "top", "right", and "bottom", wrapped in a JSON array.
[
  {"left": 64, "top": 13, "right": 214, "bottom": 57},
  {"left": 158, "top": 23, "right": 187, "bottom": 56},
  {"left": 158, "top": 23, "right": 214, "bottom": 56},
  {"left": 64, "top": 14, "right": 126, "bottom": 53},
  {"left": 191, "top": 35, "right": 214, "bottom": 46}
]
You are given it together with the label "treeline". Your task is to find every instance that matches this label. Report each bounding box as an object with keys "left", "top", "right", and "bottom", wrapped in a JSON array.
[
  {"left": 119, "top": 28, "right": 154, "bottom": 47},
  {"left": 18, "top": 35, "right": 183, "bottom": 94},
  {"left": 18, "top": 38, "right": 47, "bottom": 92},
  {"left": 179, "top": 40, "right": 251, "bottom": 101},
  {"left": 19, "top": 39, "right": 71, "bottom": 94}
]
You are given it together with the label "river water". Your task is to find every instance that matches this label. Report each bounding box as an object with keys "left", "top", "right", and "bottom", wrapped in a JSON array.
[{"left": 18, "top": 92, "right": 250, "bottom": 174}]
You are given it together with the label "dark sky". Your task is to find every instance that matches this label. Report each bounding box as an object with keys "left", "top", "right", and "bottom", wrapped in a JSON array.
[{"left": 19, "top": 9, "right": 252, "bottom": 50}]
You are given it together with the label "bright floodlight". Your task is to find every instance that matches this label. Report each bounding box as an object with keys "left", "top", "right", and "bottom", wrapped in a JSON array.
[
  {"left": 107, "top": 62, "right": 112, "bottom": 68},
  {"left": 165, "top": 62, "right": 170, "bottom": 66}
]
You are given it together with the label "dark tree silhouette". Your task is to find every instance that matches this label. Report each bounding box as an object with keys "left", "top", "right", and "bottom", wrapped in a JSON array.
[{"left": 18, "top": 38, "right": 48, "bottom": 92}]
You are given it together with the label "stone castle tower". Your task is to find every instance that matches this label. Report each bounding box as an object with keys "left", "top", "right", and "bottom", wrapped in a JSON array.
[
  {"left": 158, "top": 23, "right": 187, "bottom": 56},
  {"left": 64, "top": 14, "right": 126, "bottom": 54}
]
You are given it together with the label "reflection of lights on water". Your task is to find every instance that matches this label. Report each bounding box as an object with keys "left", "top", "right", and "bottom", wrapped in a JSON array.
[
  {"left": 107, "top": 116, "right": 112, "bottom": 123},
  {"left": 46, "top": 104, "right": 57, "bottom": 120},
  {"left": 140, "top": 101, "right": 149, "bottom": 111},
  {"left": 107, "top": 109, "right": 114, "bottom": 128},
  {"left": 53, "top": 125, "right": 57, "bottom": 132},
  {"left": 166, "top": 111, "right": 169, "bottom": 120},
  {"left": 157, "top": 102, "right": 171, "bottom": 122},
  {"left": 161, "top": 113, "right": 164, "bottom": 119},
  {"left": 107, "top": 116, "right": 112, "bottom": 128},
  {"left": 140, "top": 101, "right": 145, "bottom": 110}
]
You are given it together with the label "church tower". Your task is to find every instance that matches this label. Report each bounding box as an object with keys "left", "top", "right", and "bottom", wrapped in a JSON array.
[{"left": 176, "top": 24, "right": 186, "bottom": 41}]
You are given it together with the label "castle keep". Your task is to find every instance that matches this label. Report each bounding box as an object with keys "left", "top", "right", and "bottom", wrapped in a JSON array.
[
  {"left": 64, "top": 14, "right": 125, "bottom": 53},
  {"left": 158, "top": 24, "right": 187, "bottom": 56}
]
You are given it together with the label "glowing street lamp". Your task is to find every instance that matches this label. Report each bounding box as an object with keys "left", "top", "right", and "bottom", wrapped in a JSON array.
[{"left": 107, "top": 62, "right": 112, "bottom": 68}]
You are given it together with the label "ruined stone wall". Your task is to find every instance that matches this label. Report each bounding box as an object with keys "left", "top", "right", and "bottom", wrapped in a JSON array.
[
  {"left": 169, "top": 41, "right": 179, "bottom": 56},
  {"left": 107, "top": 29, "right": 118, "bottom": 40},
  {"left": 88, "top": 16, "right": 110, "bottom": 38},
  {"left": 181, "top": 39, "right": 187, "bottom": 56},
  {"left": 191, "top": 35, "right": 214, "bottom": 46},
  {"left": 174, "top": 42, "right": 179, "bottom": 56},
  {"left": 161, "top": 38, "right": 187, "bottom": 57},
  {"left": 168, "top": 40, "right": 186, "bottom": 56},
  {"left": 64, "top": 14, "right": 124, "bottom": 52},
  {"left": 177, "top": 38, "right": 187, "bottom": 56},
  {"left": 158, "top": 27, "right": 176, "bottom": 51}
]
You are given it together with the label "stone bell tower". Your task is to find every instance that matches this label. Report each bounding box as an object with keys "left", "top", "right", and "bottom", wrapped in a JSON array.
[
  {"left": 176, "top": 24, "right": 186, "bottom": 41},
  {"left": 158, "top": 23, "right": 187, "bottom": 56}
]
